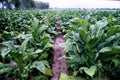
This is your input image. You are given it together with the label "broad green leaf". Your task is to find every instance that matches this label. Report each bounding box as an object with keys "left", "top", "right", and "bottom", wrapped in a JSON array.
[
  {"left": 37, "top": 62, "right": 46, "bottom": 74},
  {"left": 98, "top": 46, "right": 120, "bottom": 62},
  {"left": 20, "top": 73, "right": 28, "bottom": 78},
  {"left": 2, "top": 41, "right": 14, "bottom": 49},
  {"left": 42, "top": 60, "right": 50, "bottom": 68},
  {"left": 33, "top": 49, "right": 43, "bottom": 54},
  {"left": 1, "top": 48, "right": 11, "bottom": 57},
  {"left": 98, "top": 53, "right": 115, "bottom": 62},
  {"left": 99, "top": 47, "right": 112, "bottom": 53},
  {"left": 63, "top": 41, "right": 73, "bottom": 53},
  {"left": 80, "top": 66, "right": 97, "bottom": 77},
  {"left": 0, "top": 67, "right": 12, "bottom": 75},
  {"left": 39, "top": 25, "right": 48, "bottom": 34},
  {"left": 107, "top": 25, "right": 120, "bottom": 37},
  {"left": 88, "top": 37, "right": 99, "bottom": 49},
  {"left": 112, "top": 59, "right": 120, "bottom": 67},
  {"left": 12, "top": 33, "right": 24, "bottom": 39},
  {"left": 0, "top": 62, "right": 10, "bottom": 68},
  {"left": 32, "top": 18, "right": 42, "bottom": 38},
  {"left": 31, "top": 76, "right": 48, "bottom": 80},
  {"left": 32, "top": 61, "right": 52, "bottom": 76},
  {"left": 20, "top": 38, "right": 31, "bottom": 53},
  {"left": 98, "top": 34, "right": 120, "bottom": 50},
  {"left": 74, "top": 18, "right": 90, "bottom": 28},
  {"left": 9, "top": 52, "right": 24, "bottom": 70},
  {"left": 95, "top": 20, "right": 108, "bottom": 29},
  {"left": 71, "top": 24, "right": 89, "bottom": 43},
  {"left": 32, "top": 61, "right": 46, "bottom": 74},
  {"left": 39, "top": 53, "right": 49, "bottom": 59},
  {"left": 32, "top": 17, "right": 39, "bottom": 29},
  {"left": 44, "top": 43, "right": 53, "bottom": 49},
  {"left": 71, "top": 31, "right": 80, "bottom": 41},
  {"left": 99, "top": 46, "right": 120, "bottom": 54},
  {"left": 78, "top": 27, "right": 89, "bottom": 43},
  {"left": 95, "top": 19, "right": 108, "bottom": 37},
  {"left": 0, "top": 62, "right": 12, "bottom": 75},
  {"left": 89, "top": 25, "right": 97, "bottom": 38},
  {"left": 21, "top": 34, "right": 33, "bottom": 39}
]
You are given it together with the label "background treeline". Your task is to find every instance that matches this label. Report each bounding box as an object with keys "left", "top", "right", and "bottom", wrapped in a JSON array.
[{"left": 0, "top": 0, "right": 49, "bottom": 10}]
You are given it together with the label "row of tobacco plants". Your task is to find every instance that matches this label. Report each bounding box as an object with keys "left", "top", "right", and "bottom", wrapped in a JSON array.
[
  {"left": 0, "top": 10, "right": 120, "bottom": 80},
  {"left": 0, "top": 10, "right": 58, "bottom": 80},
  {"left": 61, "top": 10, "right": 120, "bottom": 80}
]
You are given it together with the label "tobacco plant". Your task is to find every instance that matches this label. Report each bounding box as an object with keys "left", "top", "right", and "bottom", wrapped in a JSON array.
[{"left": 63, "top": 17, "right": 120, "bottom": 79}]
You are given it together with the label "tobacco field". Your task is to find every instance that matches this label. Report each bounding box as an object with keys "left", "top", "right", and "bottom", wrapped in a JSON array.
[{"left": 0, "top": 10, "right": 120, "bottom": 80}]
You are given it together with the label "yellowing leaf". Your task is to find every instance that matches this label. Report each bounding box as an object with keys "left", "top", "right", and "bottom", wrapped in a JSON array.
[
  {"left": 45, "top": 68, "right": 53, "bottom": 76},
  {"left": 59, "top": 73, "right": 82, "bottom": 80},
  {"left": 73, "top": 71, "right": 78, "bottom": 76},
  {"left": 59, "top": 73, "right": 69, "bottom": 80}
]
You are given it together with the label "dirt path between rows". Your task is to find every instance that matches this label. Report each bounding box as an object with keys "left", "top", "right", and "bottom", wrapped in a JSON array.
[{"left": 51, "top": 22, "right": 68, "bottom": 80}]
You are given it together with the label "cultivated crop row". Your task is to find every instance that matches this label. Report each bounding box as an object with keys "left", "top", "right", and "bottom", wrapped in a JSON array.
[{"left": 0, "top": 10, "right": 120, "bottom": 80}]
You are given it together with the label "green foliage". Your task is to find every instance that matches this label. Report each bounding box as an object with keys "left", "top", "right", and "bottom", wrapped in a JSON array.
[
  {"left": 0, "top": 62, "right": 13, "bottom": 75},
  {"left": 80, "top": 66, "right": 97, "bottom": 77},
  {"left": 0, "top": 10, "right": 54, "bottom": 79},
  {"left": 0, "top": 10, "right": 120, "bottom": 80},
  {"left": 63, "top": 12, "right": 120, "bottom": 79},
  {"left": 59, "top": 73, "right": 85, "bottom": 80}
]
